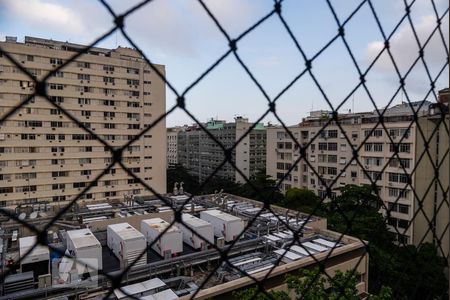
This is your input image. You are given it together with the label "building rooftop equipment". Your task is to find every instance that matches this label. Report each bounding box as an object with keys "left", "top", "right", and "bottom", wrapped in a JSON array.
[
  {"left": 201, "top": 209, "right": 241, "bottom": 222},
  {"left": 19, "top": 236, "right": 49, "bottom": 265},
  {"left": 142, "top": 218, "right": 179, "bottom": 234},
  {"left": 141, "top": 289, "right": 179, "bottom": 300},
  {"left": 302, "top": 241, "right": 328, "bottom": 252},
  {"left": 108, "top": 223, "right": 145, "bottom": 240},
  {"left": 114, "top": 277, "right": 166, "bottom": 299},
  {"left": 66, "top": 228, "right": 101, "bottom": 249}
]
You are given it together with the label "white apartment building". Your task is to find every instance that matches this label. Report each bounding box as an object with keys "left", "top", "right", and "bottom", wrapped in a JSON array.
[
  {"left": 267, "top": 99, "right": 449, "bottom": 247},
  {"left": 0, "top": 36, "right": 166, "bottom": 208}
]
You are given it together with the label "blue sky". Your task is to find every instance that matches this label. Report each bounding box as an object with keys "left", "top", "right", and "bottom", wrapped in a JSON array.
[{"left": 0, "top": 0, "right": 448, "bottom": 126}]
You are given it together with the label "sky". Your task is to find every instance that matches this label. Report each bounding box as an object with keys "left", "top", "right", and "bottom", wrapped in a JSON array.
[{"left": 0, "top": 0, "right": 448, "bottom": 127}]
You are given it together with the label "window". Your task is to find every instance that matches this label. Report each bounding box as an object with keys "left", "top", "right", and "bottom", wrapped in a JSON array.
[
  {"left": 328, "top": 167, "right": 337, "bottom": 175},
  {"left": 127, "top": 68, "right": 139, "bottom": 74},
  {"left": 79, "top": 158, "right": 91, "bottom": 164},
  {"left": 327, "top": 130, "right": 338, "bottom": 138},
  {"left": 390, "top": 143, "right": 411, "bottom": 153},
  {"left": 104, "top": 111, "right": 115, "bottom": 118},
  {"left": 398, "top": 219, "right": 409, "bottom": 229},
  {"left": 74, "top": 182, "right": 87, "bottom": 188},
  {"left": 76, "top": 61, "right": 90, "bottom": 68},
  {"left": 328, "top": 155, "right": 337, "bottom": 163},
  {"left": 103, "top": 77, "right": 115, "bottom": 83},
  {"left": 365, "top": 143, "right": 383, "bottom": 152},
  {"left": 49, "top": 83, "right": 64, "bottom": 90},
  {"left": 81, "top": 170, "right": 91, "bottom": 176},
  {"left": 52, "top": 183, "right": 65, "bottom": 190},
  {"left": 364, "top": 171, "right": 383, "bottom": 181},
  {"left": 50, "top": 109, "right": 62, "bottom": 115},
  {"left": 78, "top": 98, "right": 91, "bottom": 105},
  {"left": 328, "top": 143, "right": 337, "bottom": 151},
  {"left": 27, "top": 55, "right": 34, "bottom": 62},
  {"left": 51, "top": 71, "right": 64, "bottom": 78},
  {"left": 50, "top": 58, "right": 63, "bottom": 65},
  {"left": 388, "top": 188, "right": 410, "bottom": 198},
  {"left": 127, "top": 101, "right": 140, "bottom": 108},
  {"left": 318, "top": 143, "right": 327, "bottom": 150},
  {"left": 103, "top": 65, "right": 114, "bottom": 72},
  {"left": 50, "top": 121, "right": 64, "bottom": 128},
  {"left": 128, "top": 124, "right": 140, "bottom": 130},
  {"left": 0, "top": 187, "right": 13, "bottom": 194},
  {"left": 127, "top": 79, "right": 139, "bottom": 85},
  {"left": 389, "top": 158, "right": 411, "bottom": 168},
  {"left": 103, "top": 100, "right": 115, "bottom": 106},
  {"left": 351, "top": 171, "right": 357, "bottom": 178},
  {"left": 50, "top": 96, "right": 64, "bottom": 103},
  {"left": 104, "top": 123, "right": 116, "bottom": 130},
  {"left": 21, "top": 134, "right": 36, "bottom": 140},
  {"left": 46, "top": 134, "right": 56, "bottom": 140},
  {"left": 52, "top": 171, "right": 68, "bottom": 177},
  {"left": 398, "top": 204, "right": 409, "bottom": 214},
  {"left": 78, "top": 74, "right": 90, "bottom": 80},
  {"left": 388, "top": 173, "right": 409, "bottom": 183},
  {"left": 81, "top": 110, "right": 91, "bottom": 117},
  {"left": 364, "top": 129, "right": 383, "bottom": 137}
]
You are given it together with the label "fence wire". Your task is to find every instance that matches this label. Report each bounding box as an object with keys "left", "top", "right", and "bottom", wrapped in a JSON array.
[{"left": 0, "top": 0, "right": 448, "bottom": 299}]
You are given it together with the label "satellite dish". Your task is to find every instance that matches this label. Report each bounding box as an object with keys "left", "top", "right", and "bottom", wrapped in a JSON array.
[
  {"left": 18, "top": 213, "right": 26, "bottom": 221},
  {"left": 30, "top": 212, "right": 38, "bottom": 219}
]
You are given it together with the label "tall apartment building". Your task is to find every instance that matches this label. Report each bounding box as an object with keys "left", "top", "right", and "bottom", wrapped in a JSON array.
[
  {"left": 167, "top": 127, "right": 183, "bottom": 165},
  {"left": 0, "top": 36, "right": 166, "bottom": 208},
  {"left": 168, "top": 117, "right": 266, "bottom": 183},
  {"left": 267, "top": 97, "right": 449, "bottom": 248}
]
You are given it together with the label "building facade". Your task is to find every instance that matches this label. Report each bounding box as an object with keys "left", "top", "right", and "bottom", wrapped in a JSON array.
[
  {"left": 169, "top": 117, "right": 266, "bottom": 183},
  {"left": 167, "top": 127, "right": 182, "bottom": 165},
  {"left": 267, "top": 98, "right": 449, "bottom": 248},
  {"left": 0, "top": 36, "right": 166, "bottom": 208}
]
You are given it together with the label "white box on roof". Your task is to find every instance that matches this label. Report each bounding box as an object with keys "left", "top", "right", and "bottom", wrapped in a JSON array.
[
  {"left": 141, "top": 218, "right": 183, "bottom": 257},
  {"left": 179, "top": 214, "right": 214, "bottom": 250},
  {"left": 141, "top": 289, "right": 179, "bottom": 300},
  {"left": 313, "top": 238, "right": 339, "bottom": 248},
  {"left": 274, "top": 249, "right": 303, "bottom": 263},
  {"left": 200, "top": 209, "right": 244, "bottom": 242},
  {"left": 289, "top": 245, "right": 316, "bottom": 256},
  {"left": 303, "top": 241, "right": 328, "bottom": 252},
  {"left": 114, "top": 277, "right": 166, "bottom": 299},
  {"left": 19, "top": 236, "right": 50, "bottom": 279},
  {"left": 107, "top": 223, "right": 147, "bottom": 268},
  {"left": 19, "top": 236, "right": 49, "bottom": 265},
  {"left": 67, "top": 228, "right": 102, "bottom": 272}
]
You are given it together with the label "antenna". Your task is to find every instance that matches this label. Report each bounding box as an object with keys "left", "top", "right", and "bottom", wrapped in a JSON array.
[{"left": 352, "top": 94, "right": 355, "bottom": 113}]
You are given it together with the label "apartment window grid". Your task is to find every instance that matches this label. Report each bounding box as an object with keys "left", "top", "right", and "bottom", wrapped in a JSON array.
[{"left": 0, "top": 1, "right": 448, "bottom": 299}]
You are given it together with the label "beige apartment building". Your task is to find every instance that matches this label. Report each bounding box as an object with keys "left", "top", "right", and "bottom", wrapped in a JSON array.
[
  {"left": 267, "top": 97, "right": 449, "bottom": 249},
  {"left": 0, "top": 36, "right": 166, "bottom": 208}
]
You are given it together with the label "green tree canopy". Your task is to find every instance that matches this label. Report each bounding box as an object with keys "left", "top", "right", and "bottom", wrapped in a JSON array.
[{"left": 282, "top": 187, "right": 322, "bottom": 214}]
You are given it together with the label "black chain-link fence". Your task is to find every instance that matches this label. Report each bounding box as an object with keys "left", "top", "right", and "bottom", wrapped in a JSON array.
[{"left": 0, "top": 0, "right": 448, "bottom": 299}]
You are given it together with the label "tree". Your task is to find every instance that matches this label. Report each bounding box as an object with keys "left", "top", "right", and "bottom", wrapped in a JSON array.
[
  {"left": 282, "top": 188, "right": 322, "bottom": 214},
  {"left": 166, "top": 164, "right": 198, "bottom": 193},
  {"left": 376, "top": 243, "right": 448, "bottom": 300},
  {"left": 238, "top": 168, "right": 284, "bottom": 204},
  {"left": 233, "top": 268, "right": 392, "bottom": 300},
  {"left": 323, "top": 185, "right": 448, "bottom": 299},
  {"left": 325, "top": 185, "right": 394, "bottom": 247}
]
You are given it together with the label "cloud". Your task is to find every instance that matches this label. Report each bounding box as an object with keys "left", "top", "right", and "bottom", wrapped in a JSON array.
[
  {"left": 3, "top": 0, "right": 85, "bottom": 35},
  {"left": 365, "top": 14, "right": 449, "bottom": 74}
]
